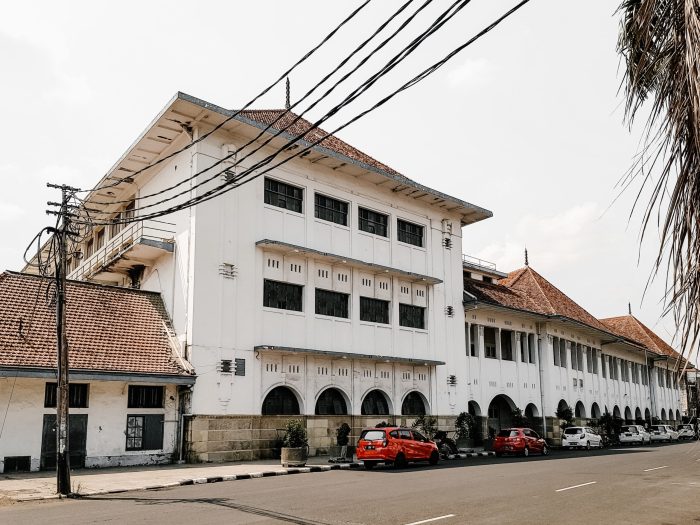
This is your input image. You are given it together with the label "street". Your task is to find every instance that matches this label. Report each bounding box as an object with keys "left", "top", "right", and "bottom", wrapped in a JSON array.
[{"left": 3, "top": 441, "right": 700, "bottom": 524}]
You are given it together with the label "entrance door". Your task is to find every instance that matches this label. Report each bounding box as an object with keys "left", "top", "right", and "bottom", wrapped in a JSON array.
[{"left": 40, "top": 414, "right": 88, "bottom": 470}]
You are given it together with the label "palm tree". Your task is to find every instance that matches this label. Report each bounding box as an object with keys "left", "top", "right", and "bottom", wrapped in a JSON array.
[{"left": 617, "top": 0, "right": 700, "bottom": 367}]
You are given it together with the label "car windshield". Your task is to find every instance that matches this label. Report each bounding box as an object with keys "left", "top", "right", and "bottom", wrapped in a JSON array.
[
  {"left": 360, "top": 430, "right": 385, "bottom": 441},
  {"left": 497, "top": 430, "right": 519, "bottom": 437},
  {"left": 621, "top": 426, "right": 637, "bottom": 433},
  {"left": 564, "top": 428, "right": 584, "bottom": 434},
  {"left": 651, "top": 426, "right": 664, "bottom": 431}
]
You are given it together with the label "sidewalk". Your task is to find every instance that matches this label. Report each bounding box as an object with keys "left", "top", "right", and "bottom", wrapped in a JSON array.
[{"left": 0, "top": 449, "right": 493, "bottom": 503}]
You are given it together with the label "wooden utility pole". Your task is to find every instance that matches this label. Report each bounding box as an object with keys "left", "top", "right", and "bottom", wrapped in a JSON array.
[{"left": 47, "top": 183, "right": 75, "bottom": 495}]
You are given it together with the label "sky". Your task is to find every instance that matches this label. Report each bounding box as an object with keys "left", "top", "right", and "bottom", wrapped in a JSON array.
[{"left": 0, "top": 1, "right": 689, "bottom": 360}]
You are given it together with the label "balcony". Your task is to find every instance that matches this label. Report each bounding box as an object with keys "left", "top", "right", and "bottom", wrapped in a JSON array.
[{"left": 69, "top": 219, "right": 175, "bottom": 282}]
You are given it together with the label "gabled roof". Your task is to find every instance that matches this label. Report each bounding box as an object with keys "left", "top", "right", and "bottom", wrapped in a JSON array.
[
  {"left": 0, "top": 272, "right": 193, "bottom": 380},
  {"left": 600, "top": 315, "right": 685, "bottom": 363},
  {"left": 467, "top": 266, "right": 609, "bottom": 333}
]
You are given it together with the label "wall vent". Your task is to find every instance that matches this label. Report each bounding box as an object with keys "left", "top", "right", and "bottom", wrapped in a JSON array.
[
  {"left": 447, "top": 374, "right": 457, "bottom": 385},
  {"left": 445, "top": 306, "right": 455, "bottom": 317},
  {"left": 442, "top": 238, "right": 453, "bottom": 249},
  {"left": 235, "top": 358, "right": 246, "bottom": 376},
  {"left": 218, "top": 359, "right": 233, "bottom": 374},
  {"left": 219, "top": 263, "right": 237, "bottom": 279}
]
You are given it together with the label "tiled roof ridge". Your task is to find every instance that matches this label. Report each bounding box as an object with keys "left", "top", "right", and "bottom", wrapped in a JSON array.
[
  {"left": 4, "top": 271, "right": 163, "bottom": 297},
  {"left": 602, "top": 314, "right": 676, "bottom": 357},
  {"left": 503, "top": 267, "right": 556, "bottom": 314}
]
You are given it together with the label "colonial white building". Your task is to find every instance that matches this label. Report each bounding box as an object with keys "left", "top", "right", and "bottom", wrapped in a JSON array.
[{"left": 0, "top": 272, "right": 193, "bottom": 473}]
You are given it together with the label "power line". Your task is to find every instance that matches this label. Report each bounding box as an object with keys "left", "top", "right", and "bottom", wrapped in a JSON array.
[{"left": 77, "top": 0, "right": 372, "bottom": 198}]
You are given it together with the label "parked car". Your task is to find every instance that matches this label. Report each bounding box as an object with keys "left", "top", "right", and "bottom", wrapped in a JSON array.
[
  {"left": 561, "top": 426, "right": 602, "bottom": 450},
  {"left": 676, "top": 424, "right": 695, "bottom": 440},
  {"left": 619, "top": 424, "right": 651, "bottom": 445},
  {"left": 493, "top": 428, "right": 549, "bottom": 457},
  {"left": 356, "top": 427, "right": 439, "bottom": 469},
  {"left": 649, "top": 425, "right": 679, "bottom": 442}
]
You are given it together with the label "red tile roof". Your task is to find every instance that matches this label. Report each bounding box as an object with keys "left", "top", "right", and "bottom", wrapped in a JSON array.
[
  {"left": 600, "top": 315, "right": 687, "bottom": 364},
  {"left": 0, "top": 272, "right": 192, "bottom": 378},
  {"left": 465, "top": 266, "right": 611, "bottom": 332}
]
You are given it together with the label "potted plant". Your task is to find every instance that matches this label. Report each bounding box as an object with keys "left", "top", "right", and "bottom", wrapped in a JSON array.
[
  {"left": 412, "top": 415, "right": 438, "bottom": 439},
  {"left": 329, "top": 422, "right": 352, "bottom": 462},
  {"left": 280, "top": 419, "right": 309, "bottom": 467},
  {"left": 454, "top": 412, "right": 476, "bottom": 449}
]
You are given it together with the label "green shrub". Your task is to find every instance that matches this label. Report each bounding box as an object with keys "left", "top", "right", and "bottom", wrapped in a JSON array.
[
  {"left": 412, "top": 415, "right": 438, "bottom": 439},
  {"left": 455, "top": 412, "right": 476, "bottom": 440},
  {"left": 511, "top": 407, "right": 531, "bottom": 428},
  {"left": 282, "top": 419, "right": 308, "bottom": 448},
  {"left": 556, "top": 406, "right": 574, "bottom": 430}
]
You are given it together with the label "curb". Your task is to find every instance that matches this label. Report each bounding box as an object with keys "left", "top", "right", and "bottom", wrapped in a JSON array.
[{"left": 13, "top": 454, "right": 495, "bottom": 502}]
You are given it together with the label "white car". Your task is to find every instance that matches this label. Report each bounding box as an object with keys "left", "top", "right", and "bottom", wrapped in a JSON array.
[
  {"left": 677, "top": 424, "right": 695, "bottom": 440},
  {"left": 561, "top": 426, "right": 602, "bottom": 450},
  {"left": 619, "top": 424, "right": 650, "bottom": 445},
  {"left": 649, "top": 425, "right": 679, "bottom": 442}
]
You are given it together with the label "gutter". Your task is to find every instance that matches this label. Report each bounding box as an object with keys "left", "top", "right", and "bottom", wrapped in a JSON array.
[{"left": 0, "top": 367, "right": 196, "bottom": 385}]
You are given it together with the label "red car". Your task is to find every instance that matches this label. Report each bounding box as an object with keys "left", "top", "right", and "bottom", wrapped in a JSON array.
[
  {"left": 356, "top": 427, "right": 439, "bottom": 469},
  {"left": 493, "top": 428, "right": 549, "bottom": 457}
]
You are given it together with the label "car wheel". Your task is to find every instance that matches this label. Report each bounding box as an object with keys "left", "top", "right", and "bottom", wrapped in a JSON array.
[
  {"left": 523, "top": 447, "right": 530, "bottom": 457},
  {"left": 495, "top": 452, "right": 503, "bottom": 457},
  {"left": 586, "top": 441, "right": 591, "bottom": 451},
  {"left": 394, "top": 453, "right": 407, "bottom": 469},
  {"left": 363, "top": 461, "right": 376, "bottom": 470},
  {"left": 429, "top": 451, "right": 439, "bottom": 466},
  {"left": 542, "top": 445, "right": 549, "bottom": 456}
]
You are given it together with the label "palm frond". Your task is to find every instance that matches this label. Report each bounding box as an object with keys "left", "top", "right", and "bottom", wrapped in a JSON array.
[{"left": 617, "top": 0, "right": 700, "bottom": 368}]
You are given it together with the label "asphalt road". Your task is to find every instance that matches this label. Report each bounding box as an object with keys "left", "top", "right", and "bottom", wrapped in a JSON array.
[{"left": 3, "top": 441, "right": 700, "bottom": 525}]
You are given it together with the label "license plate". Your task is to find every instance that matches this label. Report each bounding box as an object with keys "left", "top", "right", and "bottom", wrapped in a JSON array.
[
  {"left": 366, "top": 445, "right": 375, "bottom": 450},
  {"left": 625, "top": 433, "right": 631, "bottom": 437}
]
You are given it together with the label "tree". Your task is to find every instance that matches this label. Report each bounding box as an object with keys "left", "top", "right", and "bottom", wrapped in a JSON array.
[
  {"left": 511, "top": 407, "right": 531, "bottom": 428},
  {"left": 555, "top": 405, "right": 574, "bottom": 431},
  {"left": 617, "top": 0, "right": 700, "bottom": 364}
]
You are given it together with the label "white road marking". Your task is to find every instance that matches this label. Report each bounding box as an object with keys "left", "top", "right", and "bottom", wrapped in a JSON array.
[
  {"left": 404, "top": 515, "right": 456, "bottom": 525},
  {"left": 555, "top": 481, "right": 597, "bottom": 492},
  {"left": 643, "top": 466, "right": 669, "bottom": 472}
]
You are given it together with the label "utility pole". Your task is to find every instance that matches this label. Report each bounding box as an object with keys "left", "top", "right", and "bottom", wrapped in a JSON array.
[{"left": 47, "top": 183, "right": 77, "bottom": 496}]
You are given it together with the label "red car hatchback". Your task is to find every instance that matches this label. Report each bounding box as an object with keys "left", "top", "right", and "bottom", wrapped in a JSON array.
[
  {"left": 492, "top": 428, "right": 549, "bottom": 457},
  {"left": 356, "top": 427, "right": 439, "bottom": 469}
]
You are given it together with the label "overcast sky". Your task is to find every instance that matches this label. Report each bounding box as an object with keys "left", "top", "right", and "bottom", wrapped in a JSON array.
[{"left": 1, "top": 1, "right": 687, "bottom": 359}]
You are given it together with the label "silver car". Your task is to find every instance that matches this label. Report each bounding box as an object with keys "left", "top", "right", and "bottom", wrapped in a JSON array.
[
  {"left": 649, "top": 424, "right": 679, "bottom": 442},
  {"left": 561, "top": 426, "right": 602, "bottom": 450},
  {"left": 677, "top": 424, "right": 695, "bottom": 440}
]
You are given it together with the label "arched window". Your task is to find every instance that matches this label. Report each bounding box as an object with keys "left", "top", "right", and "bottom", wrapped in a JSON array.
[
  {"left": 575, "top": 401, "right": 586, "bottom": 419},
  {"left": 361, "top": 390, "right": 390, "bottom": 415},
  {"left": 262, "top": 386, "right": 300, "bottom": 415},
  {"left": 401, "top": 392, "right": 427, "bottom": 416},
  {"left": 315, "top": 388, "right": 348, "bottom": 415}
]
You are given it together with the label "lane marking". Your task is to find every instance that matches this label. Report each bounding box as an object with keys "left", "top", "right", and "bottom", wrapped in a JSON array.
[
  {"left": 555, "top": 481, "right": 597, "bottom": 492},
  {"left": 643, "top": 466, "right": 669, "bottom": 472},
  {"left": 404, "top": 515, "right": 456, "bottom": 525}
]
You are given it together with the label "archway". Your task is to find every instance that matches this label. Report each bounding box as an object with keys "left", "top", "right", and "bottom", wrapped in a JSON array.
[
  {"left": 661, "top": 408, "right": 667, "bottom": 422},
  {"left": 591, "top": 402, "right": 601, "bottom": 419},
  {"left": 613, "top": 405, "right": 621, "bottom": 419},
  {"left": 525, "top": 403, "right": 539, "bottom": 419},
  {"left": 361, "top": 389, "right": 391, "bottom": 415},
  {"left": 468, "top": 400, "right": 482, "bottom": 417},
  {"left": 488, "top": 394, "right": 516, "bottom": 431},
  {"left": 262, "top": 386, "right": 301, "bottom": 415},
  {"left": 557, "top": 399, "right": 569, "bottom": 416},
  {"left": 624, "top": 406, "right": 633, "bottom": 422},
  {"left": 575, "top": 401, "right": 586, "bottom": 419},
  {"left": 401, "top": 391, "right": 428, "bottom": 416},
  {"left": 315, "top": 387, "right": 348, "bottom": 415},
  {"left": 676, "top": 409, "right": 681, "bottom": 422},
  {"left": 645, "top": 408, "right": 651, "bottom": 422},
  {"left": 668, "top": 408, "right": 675, "bottom": 423},
  {"left": 635, "top": 407, "right": 643, "bottom": 424}
]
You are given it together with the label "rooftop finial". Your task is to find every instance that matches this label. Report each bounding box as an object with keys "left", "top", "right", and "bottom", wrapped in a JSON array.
[
  {"left": 285, "top": 77, "right": 291, "bottom": 110},
  {"left": 524, "top": 247, "right": 529, "bottom": 267},
  {"left": 628, "top": 302, "right": 632, "bottom": 315}
]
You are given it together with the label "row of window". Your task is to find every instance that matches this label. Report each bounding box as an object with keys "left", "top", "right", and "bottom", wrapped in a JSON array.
[
  {"left": 264, "top": 178, "right": 425, "bottom": 247},
  {"left": 466, "top": 324, "right": 537, "bottom": 364},
  {"left": 263, "top": 279, "right": 426, "bottom": 329},
  {"left": 44, "top": 384, "right": 164, "bottom": 409}
]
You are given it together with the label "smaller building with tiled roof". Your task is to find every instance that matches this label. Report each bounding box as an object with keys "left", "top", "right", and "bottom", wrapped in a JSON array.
[{"left": 0, "top": 272, "right": 194, "bottom": 473}]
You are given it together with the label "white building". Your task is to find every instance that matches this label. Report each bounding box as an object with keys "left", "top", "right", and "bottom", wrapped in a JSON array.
[
  {"left": 463, "top": 261, "right": 684, "bottom": 440},
  {"left": 0, "top": 272, "right": 194, "bottom": 473}
]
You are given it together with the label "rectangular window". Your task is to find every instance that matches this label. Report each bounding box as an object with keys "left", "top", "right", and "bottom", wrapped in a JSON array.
[
  {"left": 360, "top": 297, "right": 389, "bottom": 324},
  {"left": 560, "top": 339, "right": 567, "bottom": 368},
  {"left": 358, "top": 207, "right": 388, "bottom": 237},
  {"left": 264, "top": 178, "right": 303, "bottom": 213},
  {"left": 44, "top": 383, "right": 89, "bottom": 408},
  {"left": 314, "top": 194, "right": 348, "bottom": 226},
  {"left": 570, "top": 344, "right": 578, "bottom": 371},
  {"left": 528, "top": 333, "right": 536, "bottom": 363},
  {"left": 553, "top": 337, "right": 560, "bottom": 366},
  {"left": 397, "top": 219, "right": 424, "bottom": 247},
  {"left": 127, "top": 385, "right": 164, "bottom": 409},
  {"left": 500, "top": 330, "right": 513, "bottom": 361},
  {"left": 125, "top": 414, "right": 164, "bottom": 451},
  {"left": 520, "top": 333, "right": 527, "bottom": 362},
  {"left": 399, "top": 303, "right": 425, "bottom": 329},
  {"left": 315, "top": 288, "right": 349, "bottom": 318},
  {"left": 96, "top": 229, "right": 105, "bottom": 250},
  {"left": 470, "top": 324, "right": 478, "bottom": 357},
  {"left": 586, "top": 347, "right": 592, "bottom": 372},
  {"left": 263, "top": 279, "right": 303, "bottom": 312},
  {"left": 484, "top": 327, "right": 497, "bottom": 359},
  {"left": 577, "top": 345, "right": 584, "bottom": 371}
]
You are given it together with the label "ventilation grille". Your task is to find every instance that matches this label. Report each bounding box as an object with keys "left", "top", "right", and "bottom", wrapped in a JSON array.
[{"left": 219, "top": 263, "right": 237, "bottom": 279}]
